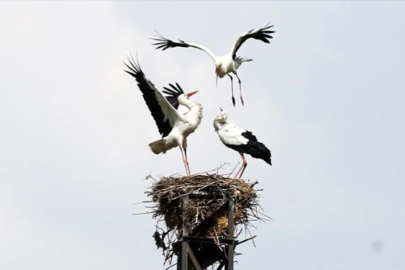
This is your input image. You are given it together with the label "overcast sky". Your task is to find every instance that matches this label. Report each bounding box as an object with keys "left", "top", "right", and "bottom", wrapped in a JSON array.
[{"left": 1, "top": 1, "right": 405, "bottom": 270}]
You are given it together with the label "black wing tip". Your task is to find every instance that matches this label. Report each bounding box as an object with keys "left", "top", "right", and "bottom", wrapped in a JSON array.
[
  {"left": 261, "top": 23, "right": 275, "bottom": 30},
  {"left": 150, "top": 31, "right": 189, "bottom": 51},
  {"left": 162, "top": 82, "right": 185, "bottom": 96},
  {"left": 123, "top": 53, "right": 144, "bottom": 78},
  {"left": 149, "top": 30, "right": 187, "bottom": 51},
  {"left": 257, "top": 23, "right": 276, "bottom": 42},
  {"left": 150, "top": 30, "right": 170, "bottom": 50},
  {"left": 259, "top": 145, "right": 272, "bottom": 165},
  {"left": 162, "top": 82, "right": 184, "bottom": 109},
  {"left": 150, "top": 29, "right": 166, "bottom": 41},
  {"left": 247, "top": 23, "right": 274, "bottom": 33},
  {"left": 236, "top": 23, "right": 275, "bottom": 50},
  {"left": 267, "top": 149, "right": 272, "bottom": 165},
  {"left": 267, "top": 157, "right": 272, "bottom": 166}
]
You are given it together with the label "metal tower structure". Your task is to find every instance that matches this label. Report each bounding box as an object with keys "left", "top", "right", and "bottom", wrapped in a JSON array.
[{"left": 176, "top": 194, "right": 236, "bottom": 270}]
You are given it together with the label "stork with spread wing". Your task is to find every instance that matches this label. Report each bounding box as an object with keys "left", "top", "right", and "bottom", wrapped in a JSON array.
[
  {"left": 151, "top": 23, "right": 276, "bottom": 107},
  {"left": 124, "top": 56, "right": 203, "bottom": 176}
]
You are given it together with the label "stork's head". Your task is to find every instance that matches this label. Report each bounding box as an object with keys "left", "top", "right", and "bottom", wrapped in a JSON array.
[
  {"left": 185, "top": 90, "right": 199, "bottom": 99},
  {"left": 215, "top": 61, "right": 222, "bottom": 75},
  {"left": 177, "top": 90, "right": 199, "bottom": 105},
  {"left": 213, "top": 107, "right": 229, "bottom": 131}
]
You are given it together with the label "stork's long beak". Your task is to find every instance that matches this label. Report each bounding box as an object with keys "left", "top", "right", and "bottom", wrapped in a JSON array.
[
  {"left": 219, "top": 107, "right": 223, "bottom": 112},
  {"left": 216, "top": 75, "right": 218, "bottom": 86},
  {"left": 186, "top": 90, "right": 199, "bottom": 97}
]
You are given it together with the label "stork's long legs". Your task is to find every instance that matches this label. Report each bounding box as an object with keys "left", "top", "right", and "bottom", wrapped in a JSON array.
[
  {"left": 233, "top": 152, "right": 248, "bottom": 179},
  {"left": 238, "top": 153, "right": 248, "bottom": 178},
  {"left": 179, "top": 146, "right": 190, "bottom": 176},
  {"left": 235, "top": 73, "right": 244, "bottom": 106},
  {"left": 227, "top": 74, "right": 236, "bottom": 107},
  {"left": 183, "top": 144, "right": 191, "bottom": 176}
]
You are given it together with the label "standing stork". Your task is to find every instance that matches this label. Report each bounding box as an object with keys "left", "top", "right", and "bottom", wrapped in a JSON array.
[
  {"left": 124, "top": 55, "right": 203, "bottom": 176},
  {"left": 151, "top": 23, "right": 276, "bottom": 107},
  {"left": 213, "top": 108, "right": 272, "bottom": 179}
]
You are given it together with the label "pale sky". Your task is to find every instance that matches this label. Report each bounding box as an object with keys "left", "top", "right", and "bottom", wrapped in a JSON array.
[{"left": 1, "top": 1, "right": 405, "bottom": 270}]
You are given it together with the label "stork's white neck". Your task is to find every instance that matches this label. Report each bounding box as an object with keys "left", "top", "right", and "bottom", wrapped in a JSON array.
[
  {"left": 213, "top": 120, "right": 227, "bottom": 131},
  {"left": 180, "top": 99, "right": 203, "bottom": 129},
  {"left": 213, "top": 112, "right": 229, "bottom": 131},
  {"left": 180, "top": 99, "right": 198, "bottom": 109}
]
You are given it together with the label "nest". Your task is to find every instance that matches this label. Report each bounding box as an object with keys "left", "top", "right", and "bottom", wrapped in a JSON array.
[{"left": 138, "top": 171, "right": 270, "bottom": 269}]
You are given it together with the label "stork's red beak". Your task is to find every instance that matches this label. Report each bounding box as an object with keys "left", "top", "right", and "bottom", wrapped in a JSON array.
[{"left": 186, "top": 90, "right": 199, "bottom": 97}]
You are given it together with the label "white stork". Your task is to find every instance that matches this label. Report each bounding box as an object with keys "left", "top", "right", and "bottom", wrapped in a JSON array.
[
  {"left": 213, "top": 108, "right": 272, "bottom": 179},
  {"left": 151, "top": 23, "right": 276, "bottom": 107},
  {"left": 124, "top": 55, "right": 203, "bottom": 176}
]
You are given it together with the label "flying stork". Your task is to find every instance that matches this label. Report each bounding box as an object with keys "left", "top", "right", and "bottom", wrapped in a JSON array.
[
  {"left": 151, "top": 23, "right": 276, "bottom": 107},
  {"left": 213, "top": 108, "right": 272, "bottom": 179},
  {"left": 124, "top": 55, "right": 203, "bottom": 176}
]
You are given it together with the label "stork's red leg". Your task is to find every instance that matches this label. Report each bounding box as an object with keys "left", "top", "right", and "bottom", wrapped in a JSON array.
[
  {"left": 179, "top": 147, "right": 190, "bottom": 176},
  {"left": 184, "top": 146, "right": 191, "bottom": 176},
  {"left": 233, "top": 164, "right": 244, "bottom": 179},
  {"left": 227, "top": 74, "right": 236, "bottom": 107},
  {"left": 238, "top": 153, "right": 248, "bottom": 179},
  {"left": 233, "top": 152, "right": 247, "bottom": 179}
]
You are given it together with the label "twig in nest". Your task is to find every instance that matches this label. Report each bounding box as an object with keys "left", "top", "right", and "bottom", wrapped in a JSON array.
[
  {"left": 236, "top": 228, "right": 243, "bottom": 238},
  {"left": 226, "top": 162, "right": 241, "bottom": 178},
  {"left": 133, "top": 200, "right": 152, "bottom": 205},
  {"left": 245, "top": 226, "right": 256, "bottom": 248},
  {"left": 165, "top": 263, "right": 177, "bottom": 270},
  {"left": 216, "top": 162, "right": 230, "bottom": 174},
  {"left": 236, "top": 235, "right": 257, "bottom": 246},
  {"left": 133, "top": 211, "right": 155, "bottom": 215}
]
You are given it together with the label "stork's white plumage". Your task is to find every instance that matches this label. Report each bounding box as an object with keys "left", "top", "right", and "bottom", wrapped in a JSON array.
[
  {"left": 213, "top": 108, "right": 272, "bottom": 179},
  {"left": 124, "top": 56, "right": 203, "bottom": 176},
  {"left": 151, "top": 23, "right": 275, "bottom": 107}
]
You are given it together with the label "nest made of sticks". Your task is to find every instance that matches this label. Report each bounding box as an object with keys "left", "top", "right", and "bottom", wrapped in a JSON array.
[
  {"left": 138, "top": 172, "right": 270, "bottom": 268},
  {"left": 148, "top": 174, "right": 261, "bottom": 237}
]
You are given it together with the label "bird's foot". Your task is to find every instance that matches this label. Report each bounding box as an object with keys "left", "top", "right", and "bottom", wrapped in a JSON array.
[
  {"left": 240, "top": 96, "right": 244, "bottom": 106},
  {"left": 232, "top": 97, "right": 236, "bottom": 107}
]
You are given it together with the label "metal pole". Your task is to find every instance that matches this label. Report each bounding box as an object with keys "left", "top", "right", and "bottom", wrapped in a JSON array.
[
  {"left": 227, "top": 196, "right": 234, "bottom": 270},
  {"left": 188, "top": 247, "right": 202, "bottom": 270},
  {"left": 181, "top": 195, "right": 189, "bottom": 270}
]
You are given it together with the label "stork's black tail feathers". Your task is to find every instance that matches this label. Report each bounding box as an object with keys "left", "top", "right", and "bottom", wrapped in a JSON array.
[{"left": 240, "top": 131, "right": 272, "bottom": 166}]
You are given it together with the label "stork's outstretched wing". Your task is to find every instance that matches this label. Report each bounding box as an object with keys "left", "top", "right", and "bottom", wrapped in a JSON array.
[
  {"left": 162, "top": 82, "right": 184, "bottom": 110},
  {"left": 230, "top": 23, "right": 275, "bottom": 59},
  {"left": 162, "top": 83, "right": 190, "bottom": 115},
  {"left": 124, "top": 55, "right": 181, "bottom": 137},
  {"left": 151, "top": 31, "right": 217, "bottom": 61}
]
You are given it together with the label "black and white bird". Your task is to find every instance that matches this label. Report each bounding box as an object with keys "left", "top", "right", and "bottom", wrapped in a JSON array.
[
  {"left": 213, "top": 108, "right": 272, "bottom": 179},
  {"left": 151, "top": 23, "right": 275, "bottom": 107},
  {"left": 124, "top": 55, "right": 203, "bottom": 176}
]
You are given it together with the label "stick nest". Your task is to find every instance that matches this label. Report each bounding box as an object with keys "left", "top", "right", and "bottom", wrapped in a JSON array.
[
  {"left": 149, "top": 174, "right": 260, "bottom": 237},
  {"left": 139, "top": 172, "right": 269, "bottom": 269}
]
